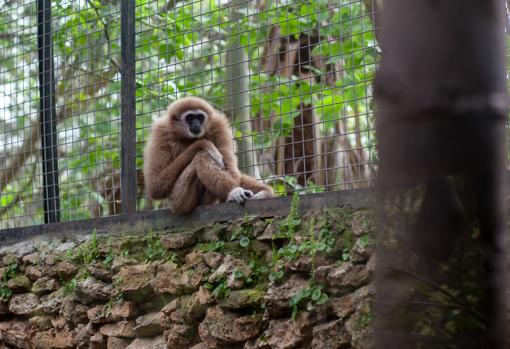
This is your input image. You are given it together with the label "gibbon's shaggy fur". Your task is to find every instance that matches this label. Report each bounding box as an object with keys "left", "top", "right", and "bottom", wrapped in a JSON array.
[{"left": 143, "top": 96, "right": 274, "bottom": 213}]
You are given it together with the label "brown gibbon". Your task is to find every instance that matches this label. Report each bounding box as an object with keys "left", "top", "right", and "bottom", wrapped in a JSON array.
[{"left": 143, "top": 96, "right": 274, "bottom": 213}]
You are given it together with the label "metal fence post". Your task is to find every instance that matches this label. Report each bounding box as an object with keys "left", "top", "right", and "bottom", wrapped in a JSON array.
[
  {"left": 37, "top": 0, "right": 60, "bottom": 223},
  {"left": 121, "top": 0, "right": 137, "bottom": 215}
]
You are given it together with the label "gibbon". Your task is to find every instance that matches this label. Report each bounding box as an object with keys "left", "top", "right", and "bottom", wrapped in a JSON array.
[{"left": 143, "top": 96, "right": 274, "bottom": 213}]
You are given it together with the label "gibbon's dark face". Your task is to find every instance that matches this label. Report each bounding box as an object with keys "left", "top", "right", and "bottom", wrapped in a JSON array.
[{"left": 181, "top": 109, "right": 207, "bottom": 138}]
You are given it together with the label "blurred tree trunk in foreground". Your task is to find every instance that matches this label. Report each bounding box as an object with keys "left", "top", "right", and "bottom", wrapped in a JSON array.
[{"left": 374, "top": 1, "right": 509, "bottom": 348}]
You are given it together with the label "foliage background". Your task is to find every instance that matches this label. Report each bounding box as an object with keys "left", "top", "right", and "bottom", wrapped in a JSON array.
[{"left": 0, "top": 0, "right": 379, "bottom": 228}]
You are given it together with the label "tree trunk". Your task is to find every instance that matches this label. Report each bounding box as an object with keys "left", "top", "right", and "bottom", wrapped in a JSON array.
[
  {"left": 224, "top": 0, "right": 260, "bottom": 178},
  {"left": 375, "top": 1, "right": 508, "bottom": 347}
]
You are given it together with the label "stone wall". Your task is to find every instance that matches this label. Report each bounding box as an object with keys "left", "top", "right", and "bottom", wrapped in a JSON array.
[{"left": 0, "top": 200, "right": 374, "bottom": 349}]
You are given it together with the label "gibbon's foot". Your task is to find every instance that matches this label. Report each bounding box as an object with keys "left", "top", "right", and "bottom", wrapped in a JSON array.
[
  {"left": 251, "top": 190, "right": 273, "bottom": 200},
  {"left": 227, "top": 187, "right": 253, "bottom": 202}
]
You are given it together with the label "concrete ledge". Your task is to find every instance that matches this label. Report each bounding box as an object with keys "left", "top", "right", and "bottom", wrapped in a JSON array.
[{"left": 0, "top": 188, "right": 374, "bottom": 245}]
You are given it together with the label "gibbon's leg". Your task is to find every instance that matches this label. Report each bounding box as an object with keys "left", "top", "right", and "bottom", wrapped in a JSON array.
[
  {"left": 193, "top": 151, "right": 254, "bottom": 202},
  {"left": 144, "top": 139, "right": 223, "bottom": 201},
  {"left": 170, "top": 150, "right": 246, "bottom": 213},
  {"left": 199, "top": 190, "right": 220, "bottom": 206},
  {"left": 168, "top": 157, "right": 206, "bottom": 214},
  {"left": 240, "top": 174, "right": 275, "bottom": 200}
]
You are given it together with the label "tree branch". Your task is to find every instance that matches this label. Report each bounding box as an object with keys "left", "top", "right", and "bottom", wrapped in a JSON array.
[
  {"left": 1, "top": 123, "right": 39, "bottom": 193},
  {"left": 0, "top": 32, "right": 34, "bottom": 40},
  {"left": 0, "top": 65, "right": 119, "bottom": 193},
  {"left": 1, "top": 0, "right": 121, "bottom": 188},
  {"left": 0, "top": 159, "right": 37, "bottom": 215},
  {"left": 387, "top": 267, "right": 486, "bottom": 323}
]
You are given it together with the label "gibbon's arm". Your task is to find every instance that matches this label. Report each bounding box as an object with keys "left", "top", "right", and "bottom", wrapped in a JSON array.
[
  {"left": 208, "top": 116, "right": 242, "bottom": 182},
  {"left": 145, "top": 139, "right": 221, "bottom": 199},
  {"left": 208, "top": 117, "right": 274, "bottom": 200},
  {"left": 218, "top": 145, "right": 241, "bottom": 178}
]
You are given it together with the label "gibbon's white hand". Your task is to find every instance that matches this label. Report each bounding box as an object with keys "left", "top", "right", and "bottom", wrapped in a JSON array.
[{"left": 227, "top": 187, "right": 254, "bottom": 202}]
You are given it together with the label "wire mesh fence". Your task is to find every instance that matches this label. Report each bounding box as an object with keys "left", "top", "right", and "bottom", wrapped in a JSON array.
[
  {"left": 1, "top": 0, "right": 41, "bottom": 228},
  {"left": 1, "top": 0, "right": 122, "bottom": 229},
  {"left": 134, "top": 0, "right": 379, "bottom": 211},
  {"left": 0, "top": 0, "right": 380, "bottom": 228}
]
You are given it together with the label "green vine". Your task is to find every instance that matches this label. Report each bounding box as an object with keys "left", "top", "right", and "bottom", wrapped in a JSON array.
[
  {"left": 289, "top": 282, "right": 329, "bottom": 319},
  {"left": 144, "top": 230, "right": 176, "bottom": 263},
  {"left": 0, "top": 262, "right": 18, "bottom": 301}
]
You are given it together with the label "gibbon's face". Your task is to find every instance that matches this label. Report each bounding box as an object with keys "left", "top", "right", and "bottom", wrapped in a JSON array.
[
  {"left": 172, "top": 109, "right": 208, "bottom": 139},
  {"left": 179, "top": 109, "right": 208, "bottom": 138},
  {"left": 167, "top": 97, "right": 215, "bottom": 140}
]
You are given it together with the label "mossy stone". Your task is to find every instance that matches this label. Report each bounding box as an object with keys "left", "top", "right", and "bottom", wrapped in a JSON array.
[
  {"left": 7, "top": 275, "right": 32, "bottom": 293},
  {"left": 218, "top": 289, "right": 264, "bottom": 310}
]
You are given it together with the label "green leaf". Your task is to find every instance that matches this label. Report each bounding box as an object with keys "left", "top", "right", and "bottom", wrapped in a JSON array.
[
  {"left": 277, "top": 13, "right": 299, "bottom": 37},
  {"left": 291, "top": 305, "right": 298, "bottom": 320},
  {"left": 311, "top": 288, "right": 322, "bottom": 301},
  {"left": 269, "top": 270, "right": 284, "bottom": 282},
  {"left": 233, "top": 270, "right": 245, "bottom": 279},
  {"left": 316, "top": 242, "right": 327, "bottom": 252},
  {"left": 316, "top": 293, "right": 329, "bottom": 305},
  {"left": 239, "top": 236, "right": 250, "bottom": 247}
]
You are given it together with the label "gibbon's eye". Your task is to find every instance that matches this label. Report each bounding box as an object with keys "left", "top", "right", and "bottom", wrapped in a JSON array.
[
  {"left": 195, "top": 113, "right": 205, "bottom": 123},
  {"left": 185, "top": 113, "right": 205, "bottom": 124}
]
